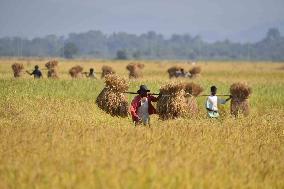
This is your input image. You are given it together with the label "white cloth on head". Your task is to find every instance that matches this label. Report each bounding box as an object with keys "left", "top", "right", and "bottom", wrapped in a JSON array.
[
  {"left": 206, "top": 95, "right": 226, "bottom": 111},
  {"left": 138, "top": 97, "right": 150, "bottom": 125}
]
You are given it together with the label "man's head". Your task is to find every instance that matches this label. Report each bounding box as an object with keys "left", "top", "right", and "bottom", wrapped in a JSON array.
[
  {"left": 137, "top": 85, "right": 150, "bottom": 97},
  {"left": 90, "top": 68, "right": 94, "bottom": 73},
  {"left": 35, "top": 65, "right": 39, "bottom": 70},
  {"left": 211, "top": 86, "right": 217, "bottom": 95},
  {"left": 181, "top": 68, "right": 184, "bottom": 73}
]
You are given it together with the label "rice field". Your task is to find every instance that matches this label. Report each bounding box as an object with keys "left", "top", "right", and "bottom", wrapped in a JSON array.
[{"left": 0, "top": 58, "right": 283, "bottom": 189}]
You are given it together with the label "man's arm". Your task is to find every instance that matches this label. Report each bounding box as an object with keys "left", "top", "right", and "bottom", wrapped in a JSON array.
[
  {"left": 26, "top": 70, "right": 33, "bottom": 75},
  {"left": 218, "top": 96, "right": 232, "bottom": 104},
  {"left": 130, "top": 98, "right": 140, "bottom": 122},
  {"left": 149, "top": 95, "right": 159, "bottom": 102}
]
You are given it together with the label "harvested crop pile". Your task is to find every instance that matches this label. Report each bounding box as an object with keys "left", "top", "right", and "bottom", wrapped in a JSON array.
[
  {"left": 96, "top": 74, "right": 129, "bottom": 117},
  {"left": 101, "top": 65, "right": 115, "bottom": 78},
  {"left": 167, "top": 66, "right": 183, "bottom": 78},
  {"left": 157, "top": 82, "right": 188, "bottom": 120},
  {"left": 126, "top": 63, "right": 144, "bottom": 79},
  {"left": 230, "top": 82, "right": 252, "bottom": 117},
  {"left": 69, "top": 65, "right": 83, "bottom": 78},
  {"left": 45, "top": 60, "right": 59, "bottom": 78},
  {"left": 183, "top": 82, "right": 204, "bottom": 115},
  {"left": 11, "top": 63, "right": 24, "bottom": 78},
  {"left": 189, "top": 66, "right": 201, "bottom": 78}
]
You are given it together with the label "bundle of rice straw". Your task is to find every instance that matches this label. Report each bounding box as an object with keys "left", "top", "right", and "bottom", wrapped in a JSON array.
[
  {"left": 183, "top": 82, "right": 204, "bottom": 115},
  {"left": 11, "top": 63, "right": 24, "bottom": 78},
  {"left": 69, "top": 65, "right": 83, "bottom": 78},
  {"left": 137, "top": 63, "right": 145, "bottom": 69},
  {"left": 126, "top": 63, "right": 144, "bottom": 79},
  {"left": 45, "top": 60, "right": 58, "bottom": 69},
  {"left": 230, "top": 82, "right": 252, "bottom": 117},
  {"left": 189, "top": 66, "right": 201, "bottom": 78},
  {"left": 101, "top": 65, "right": 115, "bottom": 78},
  {"left": 183, "top": 82, "right": 203, "bottom": 97},
  {"left": 157, "top": 82, "right": 189, "bottom": 120},
  {"left": 45, "top": 60, "right": 59, "bottom": 78},
  {"left": 167, "top": 66, "right": 183, "bottom": 78},
  {"left": 96, "top": 74, "right": 129, "bottom": 117}
]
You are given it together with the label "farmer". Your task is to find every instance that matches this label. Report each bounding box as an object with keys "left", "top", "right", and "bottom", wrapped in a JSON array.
[
  {"left": 26, "top": 65, "right": 42, "bottom": 79},
  {"left": 130, "top": 85, "right": 159, "bottom": 126},
  {"left": 86, "top": 68, "right": 97, "bottom": 79},
  {"left": 205, "top": 86, "right": 231, "bottom": 118}
]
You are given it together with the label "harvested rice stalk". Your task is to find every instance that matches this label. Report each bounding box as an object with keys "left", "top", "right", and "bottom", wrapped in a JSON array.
[
  {"left": 189, "top": 66, "right": 201, "bottom": 78},
  {"left": 183, "top": 82, "right": 203, "bottom": 97},
  {"left": 47, "top": 69, "right": 59, "bottom": 78},
  {"left": 126, "top": 63, "right": 144, "bottom": 79},
  {"left": 96, "top": 74, "right": 129, "bottom": 117},
  {"left": 167, "top": 66, "right": 183, "bottom": 78},
  {"left": 11, "top": 63, "right": 24, "bottom": 78},
  {"left": 45, "top": 60, "right": 59, "bottom": 78},
  {"left": 157, "top": 82, "right": 189, "bottom": 120},
  {"left": 45, "top": 60, "right": 58, "bottom": 69},
  {"left": 183, "top": 82, "right": 203, "bottom": 116},
  {"left": 230, "top": 82, "right": 252, "bottom": 117},
  {"left": 69, "top": 65, "right": 83, "bottom": 78},
  {"left": 101, "top": 65, "right": 115, "bottom": 78}
]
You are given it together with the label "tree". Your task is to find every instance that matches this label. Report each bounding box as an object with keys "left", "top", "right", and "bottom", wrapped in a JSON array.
[
  {"left": 116, "top": 50, "right": 128, "bottom": 60},
  {"left": 132, "top": 50, "right": 141, "bottom": 59},
  {"left": 63, "top": 42, "right": 78, "bottom": 59},
  {"left": 265, "top": 28, "right": 281, "bottom": 41}
]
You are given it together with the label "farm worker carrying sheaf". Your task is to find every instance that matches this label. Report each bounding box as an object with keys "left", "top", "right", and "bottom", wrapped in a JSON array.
[
  {"left": 26, "top": 65, "right": 42, "bottom": 79},
  {"left": 130, "top": 85, "right": 160, "bottom": 126},
  {"left": 205, "top": 86, "right": 231, "bottom": 118}
]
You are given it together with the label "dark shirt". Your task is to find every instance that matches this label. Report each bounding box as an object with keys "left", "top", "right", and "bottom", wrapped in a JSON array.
[{"left": 32, "top": 70, "right": 42, "bottom": 78}]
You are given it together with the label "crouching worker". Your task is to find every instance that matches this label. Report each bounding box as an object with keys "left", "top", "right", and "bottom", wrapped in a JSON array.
[
  {"left": 130, "top": 85, "right": 159, "bottom": 126},
  {"left": 206, "top": 86, "right": 231, "bottom": 118}
]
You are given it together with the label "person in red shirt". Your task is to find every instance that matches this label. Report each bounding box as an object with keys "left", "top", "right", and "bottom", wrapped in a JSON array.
[{"left": 130, "top": 85, "right": 159, "bottom": 126}]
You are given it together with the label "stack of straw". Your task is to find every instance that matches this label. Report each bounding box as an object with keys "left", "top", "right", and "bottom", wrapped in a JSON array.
[
  {"left": 101, "top": 65, "right": 115, "bottom": 78},
  {"left": 126, "top": 63, "right": 144, "bottom": 79},
  {"left": 69, "top": 65, "right": 83, "bottom": 78},
  {"left": 183, "top": 82, "right": 203, "bottom": 115},
  {"left": 96, "top": 74, "right": 129, "bottom": 117},
  {"left": 167, "top": 66, "right": 183, "bottom": 78},
  {"left": 157, "top": 82, "right": 203, "bottom": 119},
  {"left": 11, "top": 63, "right": 24, "bottom": 78},
  {"left": 189, "top": 66, "right": 202, "bottom": 78},
  {"left": 230, "top": 82, "right": 252, "bottom": 117},
  {"left": 45, "top": 60, "right": 59, "bottom": 78}
]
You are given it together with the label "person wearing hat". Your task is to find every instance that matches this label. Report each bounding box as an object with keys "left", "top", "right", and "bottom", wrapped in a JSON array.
[
  {"left": 26, "top": 65, "right": 42, "bottom": 79},
  {"left": 205, "top": 86, "right": 231, "bottom": 118},
  {"left": 130, "top": 85, "right": 159, "bottom": 126}
]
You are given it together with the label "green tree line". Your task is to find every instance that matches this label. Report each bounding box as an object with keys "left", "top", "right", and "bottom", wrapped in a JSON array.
[{"left": 0, "top": 28, "right": 283, "bottom": 61}]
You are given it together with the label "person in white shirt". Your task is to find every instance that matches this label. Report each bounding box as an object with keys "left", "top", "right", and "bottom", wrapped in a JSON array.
[{"left": 205, "top": 86, "right": 231, "bottom": 118}]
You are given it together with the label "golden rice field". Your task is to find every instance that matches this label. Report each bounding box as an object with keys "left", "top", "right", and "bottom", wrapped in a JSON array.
[{"left": 0, "top": 58, "right": 283, "bottom": 189}]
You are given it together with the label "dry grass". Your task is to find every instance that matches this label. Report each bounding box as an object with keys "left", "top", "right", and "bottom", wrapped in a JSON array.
[
  {"left": 45, "top": 60, "right": 59, "bottom": 78},
  {"left": 157, "top": 82, "right": 189, "bottom": 120},
  {"left": 167, "top": 66, "right": 183, "bottom": 78},
  {"left": 101, "top": 65, "right": 115, "bottom": 78},
  {"left": 96, "top": 74, "right": 129, "bottom": 117},
  {"left": 230, "top": 82, "right": 252, "bottom": 117},
  {"left": 0, "top": 59, "right": 283, "bottom": 189},
  {"left": 126, "top": 63, "right": 144, "bottom": 79},
  {"left": 69, "top": 65, "right": 83, "bottom": 78},
  {"left": 11, "top": 63, "right": 24, "bottom": 77},
  {"left": 189, "top": 66, "right": 202, "bottom": 76},
  {"left": 157, "top": 82, "right": 203, "bottom": 119}
]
